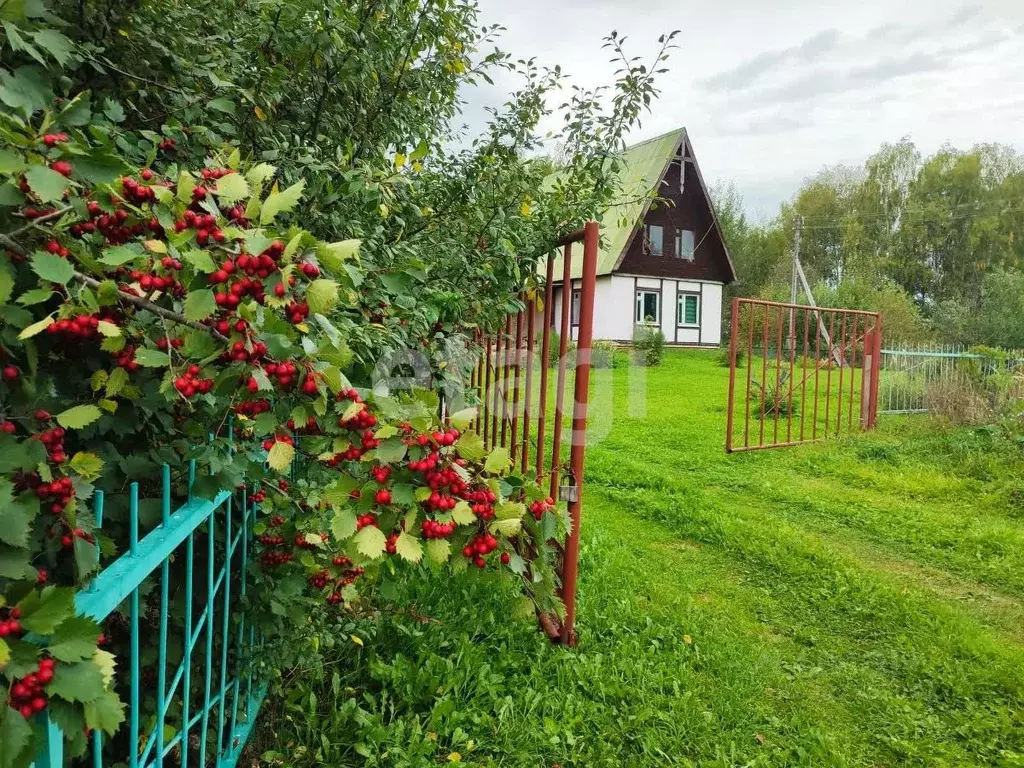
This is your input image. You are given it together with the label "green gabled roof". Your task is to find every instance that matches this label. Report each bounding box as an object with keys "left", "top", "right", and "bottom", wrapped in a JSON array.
[{"left": 548, "top": 127, "right": 684, "bottom": 281}]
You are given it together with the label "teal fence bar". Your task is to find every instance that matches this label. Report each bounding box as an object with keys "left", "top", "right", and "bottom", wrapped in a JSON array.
[{"left": 31, "top": 454, "right": 265, "bottom": 768}]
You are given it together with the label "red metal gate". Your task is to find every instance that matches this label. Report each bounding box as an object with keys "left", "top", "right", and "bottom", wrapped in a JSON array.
[
  {"left": 725, "top": 298, "right": 882, "bottom": 452},
  {"left": 466, "top": 221, "right": 598, "bottom": 645}
]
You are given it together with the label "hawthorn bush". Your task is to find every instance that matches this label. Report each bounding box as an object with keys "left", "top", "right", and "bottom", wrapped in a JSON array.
[
  {"left": 0, "top": 104, "right": 571, "bottom": 763},
  {"left": 0, "top": 0, "right": 677, "bottom": 763}
]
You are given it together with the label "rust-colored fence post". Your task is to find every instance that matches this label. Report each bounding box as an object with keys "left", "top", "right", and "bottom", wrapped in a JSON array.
[
  {"left": 868, "top": 315, "right": 883, "bottom": 428},
  {"left": 560, "top": 220, "right": 599, "bottom": 647},
  {"left": 861, "top": 326, "right": 874, "bottom": 430},
  {"left": 725, "top": 297, "right": 740, "bottom": 453}
]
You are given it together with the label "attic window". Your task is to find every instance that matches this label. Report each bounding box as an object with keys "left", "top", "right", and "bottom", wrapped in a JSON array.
[
  {"left": 645, "top": 225, "right": 664, "bottom": 256},
  {"left": 675, "top": 229, "right": 694, "bottom": 261}
]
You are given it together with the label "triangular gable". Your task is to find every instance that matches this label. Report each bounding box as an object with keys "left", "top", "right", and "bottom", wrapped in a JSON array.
[
  {"left": 548, "top": 127, "right": 737, "bottom": 283},
  {"left": 548, "top": 128, "right": 683, "bottom": 281}
]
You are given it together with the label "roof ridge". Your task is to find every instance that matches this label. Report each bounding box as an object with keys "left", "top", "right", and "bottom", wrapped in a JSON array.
[{"left": 621, "top": 126, "right": 685, "bottom": 154}]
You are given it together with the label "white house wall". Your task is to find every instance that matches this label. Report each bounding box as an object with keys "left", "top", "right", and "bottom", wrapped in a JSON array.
[{"left": 548, "top": 275, "right": 725, "bottom": 346}]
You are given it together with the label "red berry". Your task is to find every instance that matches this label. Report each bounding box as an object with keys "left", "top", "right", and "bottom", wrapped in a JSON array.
[
  {"left": 51, "top": 160, "right": 72, "bottom": 177},
  {"left": 2, "top": 366, "right": 18, "bottom": 382}
]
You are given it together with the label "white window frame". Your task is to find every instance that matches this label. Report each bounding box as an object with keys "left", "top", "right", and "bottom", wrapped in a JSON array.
[
  {"left": 677, "top": 292, "right": 700, "bottom": 327},
  {"left": 645, "top": 224, "right": 664, "bottom": 256},
  {"left": 570, "top": 288, "right": 581, "bottom": 326},
  {"left": 635, "top": 290, "right": 661, "bottom": 325},
  {"left": 679, "top": 159, "right": 686, "bottom": 194},
  {"left": 675, "top": 229, "right": 695, "bottom": 261}
]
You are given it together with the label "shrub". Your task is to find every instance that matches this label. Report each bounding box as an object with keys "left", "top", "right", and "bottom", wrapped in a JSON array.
[
  {"left": 752, "top": 381, "right": 800, "bottom": 419},
  {"left": 718, "top": 347, "right": 745, "bottom": 368},
  {"left": 591, "top": 341, "right": 616, "bottom": 369},
  {"left": 633, "top": 325, "right": 664, "bottom": 366},
  {"left": 545, "top": 329, "right": 577, "bottom": 368}
]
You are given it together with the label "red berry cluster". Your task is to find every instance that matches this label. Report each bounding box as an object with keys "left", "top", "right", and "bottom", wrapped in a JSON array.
[
  {"left": 463, "top": 533, "right": 500, "bottom": 568},
  {"left": 465, "top": 487, "right": 498, "bottom": 520},
  {"left": 120, "top": 175, "right": 158, "bottom": 205},
  {"left": 284, "top": 300, "right": 310, "bottom": 325},
  {"left": 261, "top": 434, "right": 294, "bottom": 452},
  {"left": 234, "top": 399, "right": 270, "bottom": 417},
  {"left": 371, "top": 465, "right": 391, "bottom": 484},
  {"left": 421, "top": 519, "right": 457, "bottom": 539},
  {"left": 529, "top": 496, "right": 556, "bottom": 520},
  {"left": 174, "top": 365, "right": 214, "bottom": 398},
  {"left": 42, "top": 132, "right": 69, "bottom": 147},
  {"left": 407, "top": 450, "right": 440, "bottom": 473},
  {"left": 36, "top": 476, "right": 75, "bottom": 514},
  {"left": 0, "top": 607, "right": 23, "bottom": 638},
  {"left": 355, "top": 513, "right": 378, "bottom": 531},
  {"left": 158, "top": 137, "right": 176, "bottom": 151},
  {"left": 214, "top": 275, "right": 266, "bottom": 308},
  {"left": 130, "top": 266, "right": 183, "bottom": 295},
  {"left": 47, "top": 313, "right": 104, "bottom": 339},
  {"left": 38, "top": 427, "right": 66, "bottom": 464},
  {"left": 308, "top": 569, "right": 331, "bottom": 589},
  {"left": 270, "top": 515, "right": 286, "bottom": 527},
  {"left": 155, "top": 336, "right": 184, "bottom": 351},
  {"left": 259, "top": 550, "right": 293, "bottom": 567},
  {"left": 223, "top": 204, "right": 249, "bottom": 227},
  {"left": 1, "top": 365, "right": 18, "bottom": 383},
  {"left": 429, "top": 428, "right": 460, "bottom": 447},
  {"left": 174, "top": 210, "right": 225, "bottom": 246},
  {"left": 337, "top": 391, "right": 378, "bottom": 431},
  {"left": 111, "top": 344, "right": 141, "bottom": 372},
  {"left": 236, "top": 241, "right": 285, "bottom": 277},
  {"left": 299, "top": 262, "right": 320, "bottom": 278},
  {"left": 385, "top": 531, "right": 400, "bottom": 555},
  {"left": 8, "top": 657, "right": 54, "bottom": 718},
  {"left": 261, "top": 360, "right": 299, "bottom": 389},
  {"left": 72, "top": 200, "right": 156, "bottom": 245},
  {"left": 294, "top": 532, "right": 328, "bottom": 550},
  {"left": 44, "top": 239, "right": 70, "bottom": 258},
  {"left": 258, "top": 533, "right": 285, "bottom": 546}
]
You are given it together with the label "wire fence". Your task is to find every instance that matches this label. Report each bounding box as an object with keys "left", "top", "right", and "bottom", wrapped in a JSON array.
[{"left": 879, "top": 343, "right": 1024, "bottom": 415}]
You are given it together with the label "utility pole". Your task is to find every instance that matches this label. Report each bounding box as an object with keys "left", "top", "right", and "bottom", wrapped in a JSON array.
[{"left": 787, "top": 215, "right": 802, "bottom": 352}]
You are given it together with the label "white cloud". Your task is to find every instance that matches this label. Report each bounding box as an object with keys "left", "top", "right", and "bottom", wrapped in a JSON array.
[{"left": 469, "top": 0, "right": 1024, "bottom": 219}]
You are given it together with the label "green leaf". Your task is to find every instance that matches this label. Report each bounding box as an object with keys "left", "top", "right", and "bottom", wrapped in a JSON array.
[
  {"left": 374, "top": 438, "right": 407, "bottom": 465},
  {"left": 425, "top": 538, "right": 451, "bottom": 564},
  {"left": 317, "top": 239, "right": 360, "bottom": 272},
  {"left": 208, "top": 97, "right": 235, "bottom": 114},
  {"left": 260, "top": 179, "right": 305, "bottom": 225},
  {"left": 510, "top": 596, "right": 535, "bottom": 621},
  {"left": 74, "top": 535, "right": 99, "bottom": 579},
  {"left": 83, "top": 689, "right": 125, "bottom": 736},
  {"left": 451, "top": 500, "right": 475, "bottom": 526},
  {"left": 0, "top": 65, "right": 54, "bottom": 119},
  {"left": 0, "top": 705, "right": 34, "bottom": 768},
  {"left": 98, "top": 244, "right": 143, "bottom": 267},
  {"left": 184, "top": 289, "right": 216, "bottom": 321},
  {"left": 13, "top": 287, "right": 51, "bottom": 306},
  {"left": 46, "top": 659, "right": 105, "bottom": 704},
  {"left": 267, "top": 440, "right": 295, "bottom": 471},
  {"left": 96, "top": 320, "right": 120, "bottom": 337},
  {"left": 0, "top": 638, "right": 8, "bottom": 666},
  {"left": 133, "top": 348, "right": 169, "bottom": 367},
  {"left": 455, "top": 432, "right": 485, "bottom": 462},
  {"left": 489, "top": 518, "right": 522, "bottom": 536},
  {"left": 31, "top": 28, "right": 73, "bottom": 66},
  {"left": 18, "top": 585, "right": 75, "bottom": 634},
  {"left": 101, "top": 98, "right": 125, "bottom": 123},
  {"left": 0, "top": 497, "right": 33, "bottom": 547},
  {"left": 57, "top": 404, "right": 102, "bottom": 429},
  {"left": 0, "top": 262, "right": 12, "bottom": 305},
  {"left": 330, "top": 509, "right": 357, "bottom": 541},
  {"left": 0, "top": 544, "right": 30, "bottom": 578},
  {"left": 449, "top": 408, "right": 477, "bottom": 431},
  {"left": 15, "top": 312, "right": 52, "bottom": 339},
  {"left": 25, "top": 164, "right": 69, "bottom": 202},
  {"left": 306, "top": 279, "right": 339, "bottom": 314},
  {"left": 177, "top": 171, "right": 195, "bottom": 203},
  {"left": 215, "top": 172, "right": 249, "bottom": 204},
  {"left": 395, "top": 532, "right": 423, "bottom": 563},
  {"left": 105, "top": 366, "right": 129, "bottom": 397},
  {"left": 180, "top": 249, "right": 217, "bottom": 273},
  {"left": 0, "top": 148, "right": 25, "bottom": 175},
  {"left": 31, "top": 250, "right": 74, "bottom": 284},
  {"left": 484, "top": 446, "right": 511, "bottom": 475},
  {"left": 48, "top": 616, "right": 100, "bottom": 663},
  {"left": 58, "top": 91, "right": 91, "bottom": 126},
  {"left": 69, "top": 451, "right": 104, "bottom": 479},
  {"left": 495, "top": 500, "right": 525, "bottom": 520},
  {"left": 505, "top": 552, "right": 527, "bottom": 575},
  {"left": 354, "top": 525, "right": 387, "bottom": 559}
]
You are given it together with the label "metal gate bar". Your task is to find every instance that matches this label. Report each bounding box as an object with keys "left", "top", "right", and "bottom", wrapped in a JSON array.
[
  {"left": 726, "top": 298, "right": 882, "bottom": 452},
  {"left": 469, "top": 222, "right": 598, "bottom": 645}
]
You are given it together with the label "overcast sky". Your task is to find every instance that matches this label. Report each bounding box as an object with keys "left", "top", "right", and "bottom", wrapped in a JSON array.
[{"left": 467, "top": 0, "right": 1024, "bottom": 221}]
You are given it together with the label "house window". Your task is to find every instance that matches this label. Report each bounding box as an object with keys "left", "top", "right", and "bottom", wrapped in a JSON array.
[
  {"left": 675, "top": 229, "right": 695, "bottom": 261},
  {"left": 678, "top": 293, "right": 700, "bottom": 326},
  {"left": 635, "top": 290, "right": 660, "bottom": 325},
  {"left": 570, "top": 289, "right": 581, "bottom": 325},
  {"left": 645, "top": 224, "right": 664, "bottom": 256}
]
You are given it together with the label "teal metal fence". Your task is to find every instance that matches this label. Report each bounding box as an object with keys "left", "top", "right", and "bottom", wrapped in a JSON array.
[{"left": 32, "top": 446, "right": 265, "bottom": 767}]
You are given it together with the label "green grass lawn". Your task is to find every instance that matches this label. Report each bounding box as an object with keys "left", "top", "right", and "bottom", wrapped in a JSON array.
[{"left": 260, "top": 350, "right": 1024, "bottom": 768}]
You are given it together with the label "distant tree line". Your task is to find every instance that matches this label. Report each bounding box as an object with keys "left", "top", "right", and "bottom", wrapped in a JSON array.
[{"left": 716, "top": 139, "right": 1024, "bottom": 349}]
